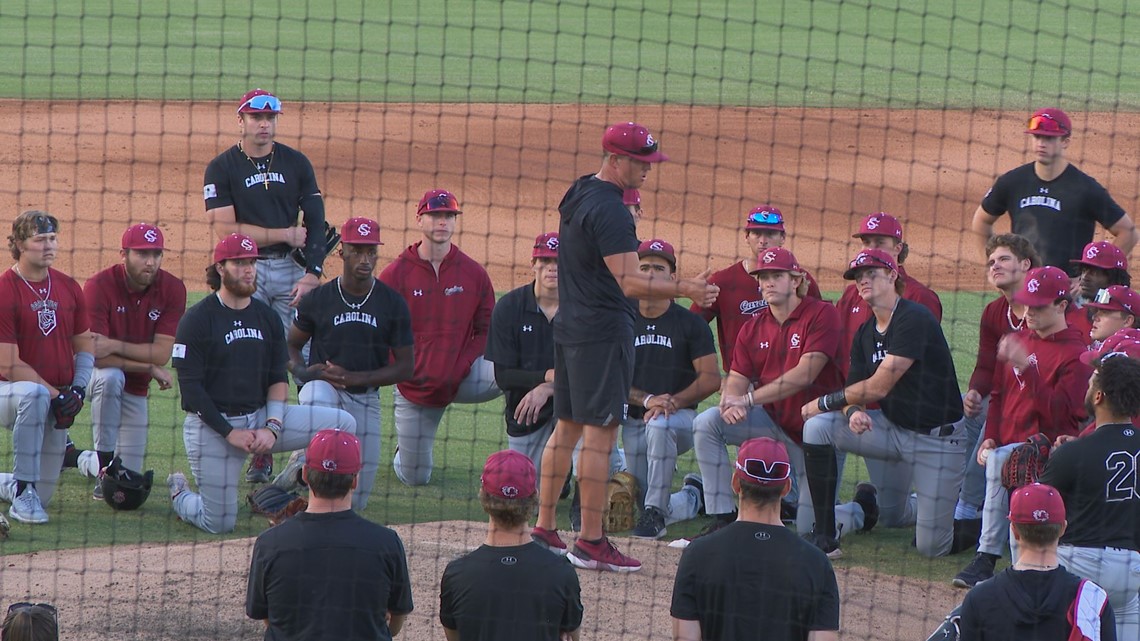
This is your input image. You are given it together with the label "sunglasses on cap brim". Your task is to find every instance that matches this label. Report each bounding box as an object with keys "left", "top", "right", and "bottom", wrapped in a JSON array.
[
  {"left": 1094, "top": 288, "right": 1121, "bottom": 306},
  {"left": 734, "top": 458, "right": 791, "bottom": 484},
  {"left": 1027, "top": 114, "right": 1069, "bottom": 135},
  {"left": 239, "top": 95, "right": 282, "bottom": 113},
  {"left": 419, "top": 193, "right": 461, "bottom": 215},
  {"left": 748, "top": 211, "right": 783, "bottom": 226}
]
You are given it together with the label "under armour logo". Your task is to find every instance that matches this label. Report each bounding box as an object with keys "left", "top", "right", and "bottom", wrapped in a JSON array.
[
  {"left": 1040, "top": 187, "right": 1049, "bottom": 194},
  {"left": 240, "top": 238, "right": 255, "bottom": 252},
  {"left": 1087, "top": 246, "right": 1099, "bottom": 259},
  {"left": 646, "top": 325, "right": 656, "bottom": 331},
  {"left": 522, "top": 325, "right": 533, "bottom": 332},
  {"left": 116, "top": 306, "right": 126, "bottom": 313},
  {"left": 144, "top": 229, "right": 159, "bottom": 243},
  {"left": 233, "top": 320, "right": 242, "bottom": 327},
  {"left": 1026, "top": 278, "right": 1040, "bottom": 293},
  {"left": 413, "top": 290, "right": 423, "bottom": 296},
  {"left": 852, "top": 306, "right": 861, "bottom": 314},
  {"left": 759, "top": 341, "right": 769, "bottom": 349}
]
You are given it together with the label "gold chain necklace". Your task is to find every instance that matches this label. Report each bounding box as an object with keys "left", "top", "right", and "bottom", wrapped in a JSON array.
[{"left": 239, "top": 141, "right": 274, "bottom": 190}]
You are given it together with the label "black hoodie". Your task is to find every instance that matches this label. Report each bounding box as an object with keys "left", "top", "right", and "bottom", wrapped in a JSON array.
[
  {"left": 959, "top": 567, "right": 1115, "bottom": 641},
  {"left": 553, "top": 174, "right": 639, "bottom": 345}
]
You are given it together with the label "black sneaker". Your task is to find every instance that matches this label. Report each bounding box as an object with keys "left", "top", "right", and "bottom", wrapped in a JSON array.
[
  {"left": 803, "top": 530, "right": 842, "bottom": 559},
  {"left": 953, "top": 553, "right": 997, "bottom": 589},
  {"left": 853, "top": 483, "right": 879, "bottom": 532},
  {"left": 682, "top": 473, "right": 705, "bottom": 516},
  {"left": 631, "top": 506, "right": 667, "bottom": 540}
]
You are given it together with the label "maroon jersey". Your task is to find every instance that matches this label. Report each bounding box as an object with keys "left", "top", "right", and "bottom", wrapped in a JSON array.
[
  {"left": 834, "top": 266, "right": 942, "bottom": 378},
  {"left": 1065, "top": 303, "right": 1095, "bottom": 346},
  {"left": 379, "top": 242, "right": 494, "bottom": 407},
  {"left": 691, "top": 260, "right": 822, "bottom": 373},
  {"left": 729, "top": 297, "right": 844, "bottom": 442},
  {"left": 84, "top": 265, "right": 187, "bottom": 396},
  {"left": 985, "top": 327, "right": 1090, "bottom": 446},
  {"left": 967, "top": 296, "right": 1025, "bottom": 397},
  {"left": 0, "top": 267, "right": 88, "bottom": 388}
]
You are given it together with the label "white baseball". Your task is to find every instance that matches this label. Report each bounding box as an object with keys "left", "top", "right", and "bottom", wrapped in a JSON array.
[{"left": 979, "top": 448, "right": 991, "bottom": 464}]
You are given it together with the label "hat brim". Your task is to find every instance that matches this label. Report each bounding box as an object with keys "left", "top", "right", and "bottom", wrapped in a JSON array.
[
  {"left": 1025, "top": 128, "right": 1067, "bottom": 137},
  {"left": 604, "top": 143, "right": 670, "bottom": 163},
  {"left": 748, "top": 265, "right": 795, "bottom": 276},
  {"left": 1070, "top": 258, "right": 1111, "bottom": 270},
  {"left": 532, "top": 250, "right": 558, "bottom": 259},
  {"left": 842, "top": 264, "right": 894, "bottom": 280},
  {"left": 638, "top": 250, "right": 676, "bottom": 269},
  {"left": 343, "top": 239, "right": 384, "bottom": 246},
  {"left": 745, "top": 222, "right": 786, "bottom": 232},
  {"left": 1012, "top": 291, "right": 1057, "bottom": 307},
  {"left": 419, "top": 207, "right": 462, "bottom": 216}
]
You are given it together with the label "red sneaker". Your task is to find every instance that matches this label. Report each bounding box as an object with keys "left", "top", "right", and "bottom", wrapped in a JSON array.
[
  {"left": 531, "top": 526, "right": 568, "bottom": 556},
  {"left": 568, "top": 536, "right": 642, "bottom": 573}
]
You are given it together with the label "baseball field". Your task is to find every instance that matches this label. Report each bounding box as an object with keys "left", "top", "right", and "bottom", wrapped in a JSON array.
[{"left": 0, "top": 1, "right": 1138, "bottom": 638}]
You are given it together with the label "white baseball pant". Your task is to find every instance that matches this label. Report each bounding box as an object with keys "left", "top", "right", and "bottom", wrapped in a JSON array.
[{"left": 0, "top": 382, "right": 68, "bottom": 507}]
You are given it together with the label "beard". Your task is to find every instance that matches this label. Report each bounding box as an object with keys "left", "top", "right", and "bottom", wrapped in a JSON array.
[{"left": 222, "top": 270, "right": 256, "bottom": 298}]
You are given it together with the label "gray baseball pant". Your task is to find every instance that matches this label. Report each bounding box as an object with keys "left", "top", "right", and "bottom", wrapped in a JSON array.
[
  {"left": 803, "top": 409, "right": 967, "bottom": 557},
  {"left": 1057, "top": 544, "right": 1140, "bottom": 641},
  {"left": 956, "top": 394, "right": 989, "bottom": 515},
  {"left": 254, "top": 257, "right": 304, "bottom": 333},
  {"left": 692, "top": 405, "right": 861, "bottom": 535},
  {"left": 0, "top": 382, "right": 68, "bottom": 506},
  {"left": 85, "top": 367, "right": 149, "bottom": 473},
  {"left": 621, "top": 409, "right": 696, "bottom": 511},
  {"left": 173, "top": 404, "right": 355, "bottom": 534},
  {"left": 976, "top": 442, "right": 1020, "bottom": 558},
  {"left": 392, "top": 356, "right": 501, "bottom": 486},
  {"left": 299, "top": 380, "right": 380, "bottom": 510}
]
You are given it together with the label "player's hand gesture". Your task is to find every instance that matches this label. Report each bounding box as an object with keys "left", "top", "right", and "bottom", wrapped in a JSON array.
[
  {"left": 848, "top": 410, "right": 873, "bottom": 434},
  {"left": 321, "top": 361, "right": 350, "bottom": 389},
  {"left": 644, "top": 394, "right": 675, "bottom": 421},
  {"left": 282, "top": 226, "right": 308, "bottom": 248},
  {"left": 680, "top": 269, "right": 719, "bottom": 308},
  {"left": 250, "top": 428, "right": 278, "bottom": 454},
  {"left": 962, "top": 389, "right": 984, "bottom": 417},
  {"left": 801, "top": 399, "right": 824, "bottom": 421},
  {"left": 997, "top": 334, "right": 1031, "bottom": 369},
  {"left": 977, "top": 438, "right": 997, "bottom": 466},
  {"left": 514, "top": 383, "right": 554, "bottom": 425},
  {"left": 720, "top": 403, "right": 748, "bottom": 425},
  {"left": 289, "top": 273, "right": 320, "bottom": 307},
  {"left": 150, "top": 364, "right": 174, "bottom": 390},
  {"left": 91, "top": 333, "right": 120, "bottom": 359},
  {"left": 225, "top": 429, "right": 257, "bottom": 452}
]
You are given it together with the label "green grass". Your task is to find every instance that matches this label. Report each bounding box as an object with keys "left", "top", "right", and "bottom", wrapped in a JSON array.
[
  {"left": 0, "top": 289, "right": 997, "bottom": 582},
  {"left": 0, "top": 0, "right": 1136, "bottom": 108}
]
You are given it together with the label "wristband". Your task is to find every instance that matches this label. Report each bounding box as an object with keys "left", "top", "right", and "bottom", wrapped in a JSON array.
[
  {"left": 643, "top": 394, "right": 655, "bottom": 409},
  {"left": 264, "top": 418, "right": 282, "bottom": 440},
  {"left": 844, "top": 405, "right": 862, "bottom": 419},
  {"left": 817, "top": 391, "right": 848, "bottom": 413},
  {"left": 744, "top": 392, "right": 754, "bottom": 408}
]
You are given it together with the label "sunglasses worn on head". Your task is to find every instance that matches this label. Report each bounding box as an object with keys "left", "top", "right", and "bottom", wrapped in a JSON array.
[
  {"left": 1027, "top": 113, "right": 1069, "bottom": 135},
  {"left": 6, "top": 602, "right": 58, "bottom": 621},
  {"left": 1095, "top": 288, "right": 1115, "bottom": 305},
  {"left": 748, "top": 211, "right": 783, "bottom": 226},
  {"left": 240, "top": 95, "right": 282, "bottom": 112},
  {"left": 735, "top": 458, "right": 791, "bottom": 484},
  {"left": 420, "top": 194, "right": 459, "bottom": 215}
]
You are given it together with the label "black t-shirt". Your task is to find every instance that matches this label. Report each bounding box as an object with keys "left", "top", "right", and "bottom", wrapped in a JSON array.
[
  {"left": 849, "top": 299, "right": 963, "bottom": 430},
  {"left": 671, "top": 522, "right": 839, "bottom": 641},
  {"left": 173, "top": 294, "right": 288, "bottom": 433},
  {"left": 959, "top": 567, "right": 1116, "bottom": 641},
  {"left": 628, "top": 302, "right": 717, "bottom": 420},
  {"left": 1040, "top": 422, "right": 1140, "bottom": 550},
  {"left": 293, "top": 278, "right": 414, "bottom": 393},
  {"left": 204, "top": 142, "right": 324, "bottom": 259},
  {"left": 246, "top": 510, "right": 414, "bottom": 641},
  {"left": 981, "top": 162, "right": 1126, "bottom": 275},
  {"left": 484, "top": 282, "right": 556, "bottom": 436},
  {"left": 440, "top": 542, "right": 583, "bottom": 641},
  {"left": 554, "top": 174, "right": 640, "bottom": 345}
]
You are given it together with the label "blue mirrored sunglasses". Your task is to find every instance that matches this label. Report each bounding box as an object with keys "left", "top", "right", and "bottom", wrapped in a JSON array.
[
  {"left": 240, "top": 95, "right": 282, "bottom": 112},
  {"left": 748, "top": 211, "right": 783, "bottom": 226}
]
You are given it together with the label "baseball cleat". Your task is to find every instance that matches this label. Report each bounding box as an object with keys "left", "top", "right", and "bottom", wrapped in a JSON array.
[
  {"left": 9, "top": 486, "right": 49, "bottom": 525},
  {"left": 631, "top": 506, "right": 667, "bottom": 540},
  {"left": 91, "top": 483, "right": 104, "bottom": 501},
  {"left": 853, "top": 482, "right": 879, "bottom": 532},
  {"left": 271, "top": 450, "right": 307, "bottom": 493},
  {"left": 803, "top": 530, "right": 842, "bottom": 560},
  {"left": 245, "top": 453, "right": 273, "bottom": 483},
  {"left": 682, "top": 473, "right": 705, "bottom": 516},
  {"left": 167, "top": 472, "right": 189, "bottom": 501},
  {"left": 531, "top": 526, "right": 568, "bottom": 556},
  {"left": 568, "top": 536, "right": 641, "bottom": 573},
  {"left": 953, "top": 552, "right": 997, "bottom": 589}
]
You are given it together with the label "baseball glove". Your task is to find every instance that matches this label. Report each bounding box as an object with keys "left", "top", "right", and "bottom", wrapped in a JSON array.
[
  {"left": 923, "top": 603, "right": 961, "bottom": 641},
  {"left": 1001, "top": 433, "right": 1052, "bottom": 490},
  {"left": 604, "top": 471, "right": 639, "bottom": 533},
  {"left": 290, "top": 221, "right": 341, "bottom": 270},
  {"left": 248, "top": 485, "right": 308, "bottom": 526}
]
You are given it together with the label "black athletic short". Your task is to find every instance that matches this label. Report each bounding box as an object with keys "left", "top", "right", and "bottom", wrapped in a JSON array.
[{"left": 553, "top": 340, "right": 633, "bottom": 427}]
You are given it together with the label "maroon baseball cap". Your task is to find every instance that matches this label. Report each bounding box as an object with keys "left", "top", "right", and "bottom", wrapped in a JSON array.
[
  {"left": 1008, "top": 483, "right": 1065, "bottom": 525},
  {"left": 623, "top": 189, "right": 641, "bottom": 206},
  {"left": 1025, "top": 108, "right": 1071, "bottom": 137},
  {"left": 853, "top": 212, "right": 903, "bottom": 240},
  {"left": 417, "top": 189, "right": 462, "bottom": 216},
  {"left": 481, "top": 450, "right": 536, "bottom": 499},
  {"left": 1071, "top": 241, "right": 1127, "bottom": 271},
  {"left": 1080, "top": 328, "right": 1140, "bottom": 365},
  {"left": 532, "top": 232, "right": 559, "bottom": 259},
  {"left": 638, "top": 238, "right": 677, "bottom": 270},
  {"left": 734, "top": 437, "right": 792, "bottom": 488},
  {"left": 304, "top": 429, "right": 362, "bottom": 475},
  {"left": 749, "top": 247, "right": 801, "bottom": 275},
  {"left": 744, "top": 205, "right": 786, "bottom": 232},
  {"left": 237, "top": 89, "right": 282, "bottom": 114},
  {"left": 602, "top": 122, "right": 669, "bottom": 163},
  {"left": 121, "top": 223, "right": 165, "bottom": 250},
  {"left": 341, "top": 217, "right": 383, "bottom": 245},
  {"left": 213, "top": 233, "right": 259, "bottom": 263},
  {"left": 1013, "top": 266, "right": 1070, "bottom": 307},
  {"left": 1087, "top": 286, "right": 1140, "bottom": 315},
  {"left": 842, "top": 248, "right": 899, "bottom": 280}
]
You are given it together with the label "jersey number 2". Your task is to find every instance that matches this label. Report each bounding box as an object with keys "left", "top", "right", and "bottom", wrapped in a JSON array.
[{"left": 1106, "top": 451, "right": 1140, "bottom": 502}]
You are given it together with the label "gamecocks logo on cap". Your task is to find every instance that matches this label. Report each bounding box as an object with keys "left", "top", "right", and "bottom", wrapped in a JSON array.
[
  {"left": 650, "top": 241, "right": 664, "bottom": 251},
  {"left": 866, "top": 217, "right": 880, "bottom": 230},
  {"left": 144, "top": 229, "right": 158, "bottom": 243},
  {"left": 1027, "top": 279, "right": 1040, "bottom": 293},
  {"left": 546, "top": 237, "right": 559, "bottom": 251},
  {"left": 1032, "top": 509, "right": 1049, "bottom": 522},
  {"left": 762, "top": 250, "right": 777, "bottom": 264},
  {"left": 240, "top": 238, "right": 255, "bottom": 252},
  {"left": 501, "top": 485, "right": 519, "bottom": 498},
  {"left": 322, "top": 459, "right": 338, "bottom": 471},
  {"left": 1087, "top": 246, "right": 1099, "bottom": 259},
  {"left": 645, "top": 133, "right": 656, "bottom": 146},
  {"left": 358, "top": 223, "right": 372, "bottom": 237}
]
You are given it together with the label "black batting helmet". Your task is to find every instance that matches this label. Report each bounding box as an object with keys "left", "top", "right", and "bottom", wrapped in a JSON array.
[{"left": 99, "top": 457, "right": 154, "bottom": 511}]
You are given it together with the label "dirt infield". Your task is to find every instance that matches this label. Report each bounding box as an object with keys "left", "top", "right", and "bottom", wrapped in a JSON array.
[
  {"left": 0, "top": 101, "right": 1136, "bottom": 292},
  {"left": 1, "top": 520, "right": 961, "bottom": 640}
]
